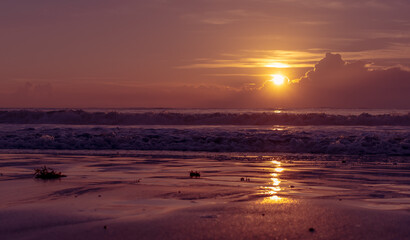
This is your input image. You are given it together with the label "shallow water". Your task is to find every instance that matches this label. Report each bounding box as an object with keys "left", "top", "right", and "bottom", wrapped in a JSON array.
[
  {"left": 1, "top": 152, "right": 409, "bottom": 212},
  {"left": 1, "top": 152, "right": 409, "bottom": 240}
]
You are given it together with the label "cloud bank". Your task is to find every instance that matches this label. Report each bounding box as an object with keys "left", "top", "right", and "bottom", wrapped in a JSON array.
[
  {"left": 290, "top": 53, "right": 410, "bottom": 108},
  {"left": 0, "top": 54, "right": 409, "bottom": 109}
]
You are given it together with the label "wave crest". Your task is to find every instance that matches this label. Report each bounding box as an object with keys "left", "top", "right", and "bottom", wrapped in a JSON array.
[
  {"left": 0, "top": 126, "right": 409, "bottom": 155},
  {"left": 0, "top": 110, "right": 409, "bottom": 126}
]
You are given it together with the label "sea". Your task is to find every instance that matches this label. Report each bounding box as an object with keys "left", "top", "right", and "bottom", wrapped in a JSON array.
[
  {"left": 1, "top": 108, "right": 410, "bottom": 239},
  {"left": 0, "top": 108, "right": 409, "bottom": 155}
]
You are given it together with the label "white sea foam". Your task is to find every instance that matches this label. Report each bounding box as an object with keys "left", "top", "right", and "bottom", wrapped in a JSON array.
[
  {"left": 0, "top": 109, "right": 408, "bottom": 155},
  {"left": 0, "top": 124, "right": 409, "bottom": 155}
]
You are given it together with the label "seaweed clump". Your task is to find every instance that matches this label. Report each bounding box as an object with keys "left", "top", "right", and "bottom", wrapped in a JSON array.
[
  {"left": 189, "top": 170, "right": 200, "bottom": 178},
  {"left": 34, "top": 166, "right": 66, "bottom": 179},
  {"left": 240, "top": 177, "right": 250, "bottom": 182}
]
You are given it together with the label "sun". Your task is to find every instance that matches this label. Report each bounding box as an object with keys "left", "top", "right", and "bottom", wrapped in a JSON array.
[{"left": 271, "top": 74, "right": 286, "bottom": 86}]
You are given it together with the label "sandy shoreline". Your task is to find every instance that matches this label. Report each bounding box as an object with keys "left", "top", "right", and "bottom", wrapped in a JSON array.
[{"left": 0, "top": 153, "right": 409, "bottom": 239}]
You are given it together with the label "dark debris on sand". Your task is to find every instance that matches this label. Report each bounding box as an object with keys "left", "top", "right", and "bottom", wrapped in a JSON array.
[
  {"left": 190, "top": 170, "right": 200, "bottom": 178},
  {"left": 240, "top": 177, "right": 250, "bottom": 182},
  {"left": 34, "top": 166, "right": 66, "bottom": 179}
]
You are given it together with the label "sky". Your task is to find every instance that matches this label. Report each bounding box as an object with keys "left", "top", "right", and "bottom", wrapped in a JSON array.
[{"left": 1, "top": 0, "right": 409, "bottom": 108}]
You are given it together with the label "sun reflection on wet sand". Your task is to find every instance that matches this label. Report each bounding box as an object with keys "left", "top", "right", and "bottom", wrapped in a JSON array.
[
  {"left": 260, "top": 195, "right": 293, "bottom": 204},
  {"left": 274, "top": 167, "right": 284, "bottom": 173},
  {"left": 272, "top": 160, "right": 281, "bottom": 165},
  {"left": 271, "top": 176, "right": 280, "bottom": 186},
  {"left": 259, "top": 160, "right": 293, "bottom": 204}
]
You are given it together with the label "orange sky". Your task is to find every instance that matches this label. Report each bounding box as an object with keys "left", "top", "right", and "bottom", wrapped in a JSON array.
[{"left": 0, "top": 0, "right": 409, "bottom": 108}]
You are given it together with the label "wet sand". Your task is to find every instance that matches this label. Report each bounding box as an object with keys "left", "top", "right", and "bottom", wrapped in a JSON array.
[{"left": 0, "top": 152, "right": 409, "bottom": 239}]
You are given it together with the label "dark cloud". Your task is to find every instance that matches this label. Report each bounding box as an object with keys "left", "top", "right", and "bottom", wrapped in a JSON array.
[{"left": 292, "top": 53, "right": 410, "bottom": 108}]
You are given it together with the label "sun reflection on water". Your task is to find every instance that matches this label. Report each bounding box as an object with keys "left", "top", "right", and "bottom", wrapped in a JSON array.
[
  {"left": 274, "top": 167, "right": 284, "bottom": 173},
  {"left": 272, "top": 160, "right": 281, "bottom": 165},
  {"left": 259, "top": 159, "right": 293, "bottom": 204},
  {"left": 271, "top": 177, "right": 280, "bottom": 186}
]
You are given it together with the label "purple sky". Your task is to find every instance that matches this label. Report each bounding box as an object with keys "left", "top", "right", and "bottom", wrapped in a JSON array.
[{"left": 1, "top": 0, "right": 409, "bottom": 108}]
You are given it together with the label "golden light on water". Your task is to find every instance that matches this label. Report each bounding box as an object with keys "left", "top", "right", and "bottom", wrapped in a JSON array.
[
  {"left": 259, "top": 159, "right": 292, "bottom": 204},
  {"left": 271, "top": 177, "right": 281, "bottom": 186},
  {"left": 274, "top": 167, "right": 284, "bottom": 173},
  {"left": 260, "top": 195, "right": 294, "bottom": 204},
  {"left": 271, "top": 127, "right": 285, "bottom": 131},
  {"left": 267, "top": 195, "right": 282, "bottom": 201},
  {"left": 272, "top": 160, "right": 281, "bottom": 165},
  {"left": 270, "top": 186, "right": 281, "bottom": 192}
]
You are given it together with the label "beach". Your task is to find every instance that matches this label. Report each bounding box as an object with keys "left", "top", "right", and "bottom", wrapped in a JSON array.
[
  {"left": 2, "top": 0, "right": 410, "bottom": 238},
  {"left": 1, "top": 152, "right": 409, "bottom": 240}
]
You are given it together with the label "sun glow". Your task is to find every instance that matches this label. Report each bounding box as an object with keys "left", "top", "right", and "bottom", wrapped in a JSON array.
[
  {"left": 265, "top": 62, "right": 290, "bottom": 68},
  {"left": 270, "top": 74, "right": 287, "bottom": 86}
]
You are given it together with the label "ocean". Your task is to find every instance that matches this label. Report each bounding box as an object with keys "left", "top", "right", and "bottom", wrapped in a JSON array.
[
  {"left": 1, "top": 108, "right": 409, "bottom": 239},
  {"left": 0, "top": 108, "right": 409, "bottom": 155}
]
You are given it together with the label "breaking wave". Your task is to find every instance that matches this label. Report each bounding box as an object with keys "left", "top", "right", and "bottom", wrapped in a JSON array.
[
  {"left": 0, "top": 125, "right": 409, "bottom": 155},
  {"left": 0, "top": 109, "right": 409, "bottom": 126}
]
